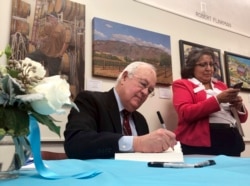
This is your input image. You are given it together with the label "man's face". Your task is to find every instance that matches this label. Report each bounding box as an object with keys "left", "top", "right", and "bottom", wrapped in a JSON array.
[{"left": 119, "top": 67, "right": 156, "bottom": 112}]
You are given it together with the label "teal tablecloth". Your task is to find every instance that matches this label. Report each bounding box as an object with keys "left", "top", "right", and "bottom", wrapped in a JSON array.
[{"left": 1, "top": 155, "right": 250, "bottom": 186}]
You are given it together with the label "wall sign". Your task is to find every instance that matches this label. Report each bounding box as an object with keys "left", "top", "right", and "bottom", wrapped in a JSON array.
[{"left": 135, "top": 0, "right": 250, "bottom": 38}]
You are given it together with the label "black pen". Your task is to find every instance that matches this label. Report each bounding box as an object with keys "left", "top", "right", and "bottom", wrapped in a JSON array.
[
  {"left": 148, "top": 160, "right": 216, "bottom": 168},
  {"left": 157, "top": 111, "right": 166, "bottom": 129},
  {"left": 157, "top": 111, "right": 175, "bottom": 151}
]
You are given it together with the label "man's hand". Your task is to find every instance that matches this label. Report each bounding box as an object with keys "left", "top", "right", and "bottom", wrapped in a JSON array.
[{"left": 133, "top": 128, "right": 177, "bottom": 153}]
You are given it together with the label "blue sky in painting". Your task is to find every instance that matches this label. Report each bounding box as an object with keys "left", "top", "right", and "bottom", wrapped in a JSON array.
[
  {"left": 231, "top": 55, "right": 250, "bottom": 66},
  {"left": 93, "top": 17, "right": 171, "bottom": 54}
]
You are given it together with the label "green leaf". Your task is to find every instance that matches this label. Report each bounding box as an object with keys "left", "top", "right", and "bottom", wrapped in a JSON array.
[
  {"left": 1, "top": 75, "right": 25, "bottom": 106},
  {"left": 0, "top": 106, "right": 29, "bottom": 136},
  {"left": 30, "top": 111, "right": 61, "bottom": 137},
  {"left": 4, "top": 45, "right": 12, "bottom": 60},
  {"left": 7, "top": 69, "right": 20, "bottom": 79}
]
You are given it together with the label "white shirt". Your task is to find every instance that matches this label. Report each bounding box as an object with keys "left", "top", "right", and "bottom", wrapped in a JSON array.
[
  {"left": 189, "top": 78, "right": 236, "bottom": 126},
  {"left": 113, "top": 89, "right": 135, "bottom": 152}
]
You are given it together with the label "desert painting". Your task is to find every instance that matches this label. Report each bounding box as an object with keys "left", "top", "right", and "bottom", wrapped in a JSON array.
[{"left": 92, "top": 17, "right": 172, "bottom": 85}]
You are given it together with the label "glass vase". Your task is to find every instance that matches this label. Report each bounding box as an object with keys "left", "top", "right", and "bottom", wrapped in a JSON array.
[{"left": 0, "top": 135, "right": 31, "bottom": 180}]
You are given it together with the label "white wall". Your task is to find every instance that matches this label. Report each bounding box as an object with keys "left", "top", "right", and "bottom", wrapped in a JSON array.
[{"left": 1, "top": 0, "right": 250, "bottom": 156}]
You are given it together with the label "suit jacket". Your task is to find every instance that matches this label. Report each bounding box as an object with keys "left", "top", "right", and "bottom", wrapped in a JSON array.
[
  {"left": 64, "top": 88, "right": 149, "bottom": 159},
  {"left": 172, "top": 79, "right": 248, "bottom": 147}
]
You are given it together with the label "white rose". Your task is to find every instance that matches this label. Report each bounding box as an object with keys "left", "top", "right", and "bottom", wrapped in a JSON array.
[{"left": 30, "top": 75, "right": 72, "bottom": 115}]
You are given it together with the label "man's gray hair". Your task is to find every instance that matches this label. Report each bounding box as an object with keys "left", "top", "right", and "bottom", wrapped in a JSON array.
[{"left": 115, "top": 61, "right": 156, "bottom": 85}]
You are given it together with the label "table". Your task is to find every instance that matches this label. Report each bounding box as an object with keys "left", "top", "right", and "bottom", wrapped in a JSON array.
[{"left": 1, "top": 155, "right": 250, "bottom": 186}]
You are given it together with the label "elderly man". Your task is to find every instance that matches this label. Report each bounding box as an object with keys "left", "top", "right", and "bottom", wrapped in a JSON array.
[{"left": 64, "top": 61, "right": 176, "bottom": 159}]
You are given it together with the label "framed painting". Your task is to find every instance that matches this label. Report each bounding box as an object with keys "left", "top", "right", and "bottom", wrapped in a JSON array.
[
  {"left": 92, "top": 17, "right": 172, "bottom": 86},
  {"left": 10, "top": 0, "right": 85, "bottom": 99},
  {"left": 179, "top": 40, "right": 223, "bottom": 82},
  {"left": 224, "top": 51, "right": 250, "bottom": 91}
]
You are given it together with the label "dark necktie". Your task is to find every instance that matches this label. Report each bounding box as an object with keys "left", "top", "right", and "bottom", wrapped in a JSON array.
[{"left": 122, "top": 109, "right": 132, "bottom": 135}]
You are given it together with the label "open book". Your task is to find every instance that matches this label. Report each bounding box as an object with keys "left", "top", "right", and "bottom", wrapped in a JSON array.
[{"left": 115, "top": 141, "right": 183, "bottom": 162}]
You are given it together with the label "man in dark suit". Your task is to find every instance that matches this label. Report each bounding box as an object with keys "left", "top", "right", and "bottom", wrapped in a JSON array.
[{"left": 64, "top": 61, "right": 176, "bottom": 159}]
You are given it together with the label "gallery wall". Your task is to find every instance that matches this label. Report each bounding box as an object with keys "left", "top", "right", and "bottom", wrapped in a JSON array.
[{"left": 1, "top": 0, "right": 250, "bottom": 156}]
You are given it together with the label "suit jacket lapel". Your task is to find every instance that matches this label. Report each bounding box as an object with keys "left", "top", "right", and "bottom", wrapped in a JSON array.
[
  {"left": 105, "top": 88, "right": 148, "bottom": 135},
  {"left": 106, "top": 89, "right": 123, "bottom": 133}
]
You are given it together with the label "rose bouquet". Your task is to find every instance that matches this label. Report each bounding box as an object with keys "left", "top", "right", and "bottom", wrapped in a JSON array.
[{"left": 0, "top": 45, "right": 78, "bottom": 139}]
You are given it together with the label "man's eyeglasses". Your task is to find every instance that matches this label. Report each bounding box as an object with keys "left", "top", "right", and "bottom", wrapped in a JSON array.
[
  {"left": 195, "top": 62, "right": 215, "bottom": 68},
  {"left": 132, "top": 75, "right": 155, "bottom": 97}
]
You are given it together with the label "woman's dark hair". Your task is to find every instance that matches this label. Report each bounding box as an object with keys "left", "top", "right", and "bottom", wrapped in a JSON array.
[{"left": 181, "top": 48, "right": 216, "bottom": 79}]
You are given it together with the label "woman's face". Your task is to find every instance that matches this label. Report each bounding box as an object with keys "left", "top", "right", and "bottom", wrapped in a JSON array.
[{"left": 193, "top": 54, "right": 214, "bottom": 84}]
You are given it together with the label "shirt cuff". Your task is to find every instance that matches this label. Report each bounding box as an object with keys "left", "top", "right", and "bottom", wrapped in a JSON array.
[
  {"left": 238, "top": 104, "right": 247, "bottom": 114},
  {"left": 118, "top": 136, "right": 134, "bottom": 152}
]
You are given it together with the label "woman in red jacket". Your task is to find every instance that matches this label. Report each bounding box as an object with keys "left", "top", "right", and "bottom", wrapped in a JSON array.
[{"left": 172, "top": 48, "right": 248, "bottom": 156}]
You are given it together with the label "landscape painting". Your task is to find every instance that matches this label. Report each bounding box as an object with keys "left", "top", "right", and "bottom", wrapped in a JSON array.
[
  {"left": 92, "top": 17, "right": 172, "bottom": 85},
  {"left": 224, "top": 51, "right": 250, "bottom": 91}
]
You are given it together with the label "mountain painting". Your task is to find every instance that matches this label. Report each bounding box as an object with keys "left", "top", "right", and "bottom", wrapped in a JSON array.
[{"left": 92, "top": 17, "right": 172, "bottom": 85}]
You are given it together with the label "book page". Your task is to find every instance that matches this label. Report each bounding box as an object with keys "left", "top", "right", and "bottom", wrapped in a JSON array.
[{"left": 115, "top": 141, "right": 183, "bottom": 162}]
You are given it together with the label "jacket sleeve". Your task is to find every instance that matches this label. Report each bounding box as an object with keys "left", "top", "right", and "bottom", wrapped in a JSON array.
[
  {"left": 64, "top": 91, "right": 123, "bottom": 160},
  {"left": 172, "top": 80, "right": 221, "bottom": 124},
  {"left": 238, "top": 105, "right": 248, "bottom": 123}
]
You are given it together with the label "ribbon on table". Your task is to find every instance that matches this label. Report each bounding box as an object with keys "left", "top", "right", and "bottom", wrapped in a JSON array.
[{"left": 27, "top": 115, "right": 101, "bottom": 179}]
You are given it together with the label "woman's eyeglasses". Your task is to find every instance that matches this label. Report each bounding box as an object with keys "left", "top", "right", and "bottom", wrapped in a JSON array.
[{"left": 195, "top": 62, "right": 215, "bottom": 68}]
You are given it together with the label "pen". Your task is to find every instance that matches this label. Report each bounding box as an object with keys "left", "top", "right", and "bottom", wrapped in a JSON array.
[
  {"left": 157, "top": 111, "right": 175, "bottom": 151},
  {"left": 157, "top": 111, "right": 166, "bottom": 129},
  {"left": 147, "top": 160, "right": 216, "bottom": 168}
]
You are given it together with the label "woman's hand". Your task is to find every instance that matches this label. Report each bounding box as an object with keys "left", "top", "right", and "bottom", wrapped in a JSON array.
[
  {"left": 229, "top": 96, "right": 244, "bottom": 111},
  {"left": 216, "top": 88, "right": 240, "bottom": 103}
]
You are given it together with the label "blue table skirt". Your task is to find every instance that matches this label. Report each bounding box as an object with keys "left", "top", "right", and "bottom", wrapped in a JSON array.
[{"left": 1, "top": 155, "right": 250, "bottom": 186}]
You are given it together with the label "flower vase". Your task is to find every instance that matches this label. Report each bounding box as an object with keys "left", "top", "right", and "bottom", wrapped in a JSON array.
[{"left": 0, "top": 135, "right": 31, "bottom": 180}]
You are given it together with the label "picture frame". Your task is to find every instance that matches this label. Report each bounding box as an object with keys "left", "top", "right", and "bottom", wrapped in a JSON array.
[
  {"left": 179, "top": 40, "right": 223, "bottom": 82},
  {"left": 10, "top": 0, "right": 86, "bottom": 100},
  {"left": 224, "top": 51, "right": 250, "bottom": 91},
  {"left": 92, "top": 17, "right": 173, "bottom": 85}
]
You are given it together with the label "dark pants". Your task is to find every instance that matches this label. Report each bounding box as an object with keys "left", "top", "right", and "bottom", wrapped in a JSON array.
[
  {"left": 26, "top": 50, "right": 61, "bottom": 76},
  {"left": 181, "top": 124, "right": 245, "bottom": 157}
]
